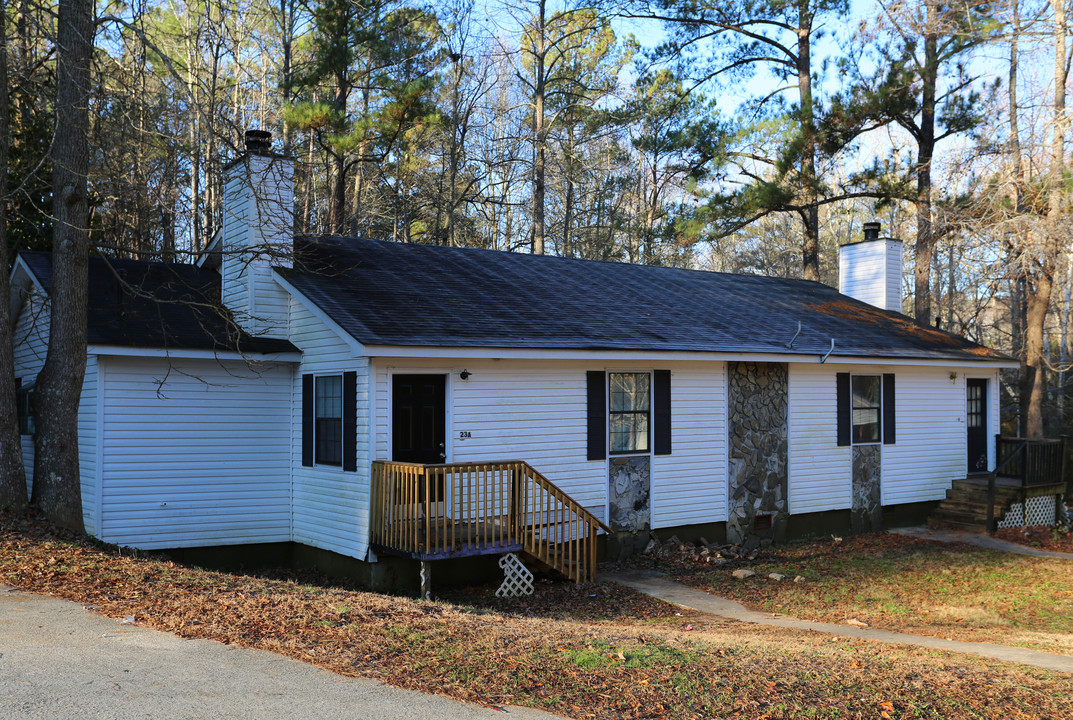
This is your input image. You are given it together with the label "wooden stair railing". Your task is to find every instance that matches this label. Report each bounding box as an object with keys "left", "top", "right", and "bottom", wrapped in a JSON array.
[
  {"left": 987, "top": 436, "right": 1068, "bottom": 534},
  {"left": 370, "top": 460, "right": 608, "bottom": 582}
]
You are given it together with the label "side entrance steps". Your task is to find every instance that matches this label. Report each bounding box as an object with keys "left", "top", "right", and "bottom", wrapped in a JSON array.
[{"left": 928, "top": 478, "right": 1023, "bottom": 532}]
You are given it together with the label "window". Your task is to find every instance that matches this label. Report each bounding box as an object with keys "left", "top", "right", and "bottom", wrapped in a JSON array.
[
  {"left": 851, "top": 375, "right": 881, "bottom": 444},
  {"left": 609, "top": 372, "right": 649, "bottom": 454},
  {"left": 314, "top": 375, "right": 342, "bottom": 466},
  {"left": 16, "top": 383, "right": 34, "bottom": 436}
]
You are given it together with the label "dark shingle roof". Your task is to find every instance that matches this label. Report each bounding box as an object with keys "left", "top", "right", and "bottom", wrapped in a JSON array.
[
  {"left": 276, "top": 237, "right": 1009, "bottom": 362},
  {"left": 19, "top": 251, "right": 297, "bottom": 355}
]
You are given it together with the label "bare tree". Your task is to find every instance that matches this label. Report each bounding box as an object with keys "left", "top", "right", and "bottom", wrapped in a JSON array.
[
  {"left": 32, "top": 0, "right": 93, "bottom": 530},
  {"left": 0, "top": 0, "right": 29, "bottom": 511}
]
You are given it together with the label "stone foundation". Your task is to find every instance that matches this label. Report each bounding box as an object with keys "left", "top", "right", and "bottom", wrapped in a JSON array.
[
  {"left": 609, "top": 455, "right": 650, "bottom": 533},
  {"left": 851, "top": 444, "right": 882, "bottom": 532},
  {"left": 727, "top": 362, "right": 789, "bottom": 547}
]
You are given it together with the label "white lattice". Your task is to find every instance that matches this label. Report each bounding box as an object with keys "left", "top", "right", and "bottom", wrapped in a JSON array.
[
  {"left": 495, "top": 553, "right": 534, "bottom": 597},
  {"left": 997, "top": 495, "right": 1057, "bottom": 529}
]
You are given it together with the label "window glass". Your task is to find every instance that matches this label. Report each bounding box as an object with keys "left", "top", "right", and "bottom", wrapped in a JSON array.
[
  {"left": 315, "top": 375, "right": 343, "bottom": 466},
  {"left": 609, "top": 373, "right": 650, "bottom": 453},
  {"left": 851, "top": 375, "right": 881, "bottom": 444}
]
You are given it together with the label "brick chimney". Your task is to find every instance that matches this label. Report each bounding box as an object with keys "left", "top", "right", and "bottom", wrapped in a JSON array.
[{"left": 838, "top": 222, "right": 904, "bottom": 314}]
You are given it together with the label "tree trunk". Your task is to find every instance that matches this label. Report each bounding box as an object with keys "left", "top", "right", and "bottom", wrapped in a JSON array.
[
  {"left": 1007, "top": 1, "right": 1030, "bottom": 433},
  {"left": 0, "top": 2, "right": 29, "bottom": 511},
  {"left": 532, "top": 0, "right": 546, "bottom": 256},
  {"left": 797, "top": 0, "right": 819, "bottom": 281},
  {"left": 913, "top": 0, "right": 939, "bottom": 326},
  {"left": 1023, "top": 0, "right": 1068, "bottom": 438},
  {"left": 32, "top": 0, "right": 92, "bottom": 530}
]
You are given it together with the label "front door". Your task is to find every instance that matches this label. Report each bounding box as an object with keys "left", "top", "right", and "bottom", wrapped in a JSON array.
[
  {"left": 967, "top": 379, "right": 988, "bottom": 473},
  {"left": 392, "top": 374, "right": 447, "bottom": 464}
]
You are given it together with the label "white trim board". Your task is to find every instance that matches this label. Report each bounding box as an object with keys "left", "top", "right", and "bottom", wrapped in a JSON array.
[
  {"left": 365, "top": 345, "right": 1018, "bottom": 368},
  {"left": 88, "top": 345, "right": 301, "bottom": 362}
]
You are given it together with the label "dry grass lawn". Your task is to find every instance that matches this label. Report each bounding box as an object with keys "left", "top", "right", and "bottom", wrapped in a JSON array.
[{"left": 669, "top": 532, "right": 1073, "bottom": 656}]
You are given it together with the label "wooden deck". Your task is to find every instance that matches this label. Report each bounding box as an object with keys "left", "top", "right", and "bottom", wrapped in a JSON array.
[
  {"left": 370, "top": 460, "right": 608, "bottom": 582},
  {"left": 930, "top": 437, "right": 1068, "bottom": 532}
]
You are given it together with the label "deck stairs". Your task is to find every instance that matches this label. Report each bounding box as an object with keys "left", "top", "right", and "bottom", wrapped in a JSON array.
[
  {"left": 928, "top": 477, "right": 1023, "bottom": 532},
  {"left": 370, "top": 460, "right": 609, "bottom": 583},
  {"left": 929, "top": 437, "right": 1068, "bottom": 532}
]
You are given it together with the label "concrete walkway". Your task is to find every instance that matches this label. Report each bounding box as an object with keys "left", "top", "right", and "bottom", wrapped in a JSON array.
[
  {"left": 603, "top": 569, "right": 1073, "bottom": 674},
  {"left": 889, "top": 525, "right": 1073, "bottom": 559},
  {"left": 0, "top": 586, "right": 560, "bottom": 720}
]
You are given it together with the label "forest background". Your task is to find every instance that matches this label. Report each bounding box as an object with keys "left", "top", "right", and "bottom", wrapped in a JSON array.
[{"left": 0, "top": 0, "right": 1070, "bottom": 524}]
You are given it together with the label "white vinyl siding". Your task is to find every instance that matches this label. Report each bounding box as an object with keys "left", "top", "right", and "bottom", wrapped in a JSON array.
[
  {"left": 220, "top": 154, "right": 293, "bottom": 338},
  {"left": 79, "top": 356, "right": 99, "bottom": 534},
  {"left": 787, "top": 364, "right": 852, "bottom": 514},
  {"left": 838, "top": 240, "right": 903, "bottom": 313},
  {"left": 98, "top": 357, "right": 292, "bottom": 549},
  {"left": 289, "top": 299, "right": 370, "bottom": 560},
  {"left": 373, "top": 358, "right": 728, "bottom": 529},
  {"left": 650, "top": 363, "right": 727, "bottom": 527},
  {"left": 881, "top": 367, "right": 969, "bottom": 505},
  {"left": 12, "top": 287, "right": 49, "bottom": 495},
  {"left": 375, "top": 358, "right": 606, "bottom": 519}
]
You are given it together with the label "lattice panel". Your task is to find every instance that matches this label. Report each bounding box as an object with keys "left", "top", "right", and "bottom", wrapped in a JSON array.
[
  {"left": 997, "top": 495, "right": 1057, "bottom": 529},
  {"left": 495, "top": 553, "right": 534, "bottom": 598}
]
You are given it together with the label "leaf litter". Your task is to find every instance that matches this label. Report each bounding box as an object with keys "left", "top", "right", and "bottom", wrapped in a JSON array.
[{"left": 1, "top": 513, "right": 1069, "bottom": 720}]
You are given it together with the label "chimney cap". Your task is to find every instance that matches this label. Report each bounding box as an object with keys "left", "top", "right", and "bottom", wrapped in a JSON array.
[
  {"left": 245, "top": 129, "right": 273, "bottom": 155},
  {"left": 862, "top": 221, "right": 881, "bottom": 241}
]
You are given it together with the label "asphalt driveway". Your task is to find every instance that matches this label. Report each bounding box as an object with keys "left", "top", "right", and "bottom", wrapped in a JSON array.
[{"left": 0, "top": 586, "right": 559, "bottom": 720}]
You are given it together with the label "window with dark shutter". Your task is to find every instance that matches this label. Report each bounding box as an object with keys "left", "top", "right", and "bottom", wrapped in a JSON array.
[
  {"left": 16, "top": 381, "right": 34, "bottom": 436},
  {"left": 609, "top": 372, "right": 650, "bottom": 454},
  {"left": 315, "top": 375, "right": 343, "bottom": 466},
  {"left": 882, "top": 373, "right": 896, "bottom": 445},
  {"left": 586, "top": 371, "right": 606, "bottom": 461},
  {"left": 653, "top": 369, "right": 671, "bottom": 456},
  {"left": 836, "top": 372, "right": 850, "bottom": 447},
  {"left": 302, "top": 374, "right": 314, "bottom": 466},
  {"left": 343, "top": 371, "right": 357, "bottom": 471}
]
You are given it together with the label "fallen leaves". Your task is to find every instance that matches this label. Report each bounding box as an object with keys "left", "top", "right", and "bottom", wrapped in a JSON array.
[{"left": 1, "top": 514, "right": 1071, "bottom": 720}]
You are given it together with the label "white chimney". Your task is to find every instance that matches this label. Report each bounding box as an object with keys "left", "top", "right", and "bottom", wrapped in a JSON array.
[
  {"left": 838, "top": 222, "right": 904, "bottom": 314},
  {"left": 221, "top": 130, "right": 294, "bottom": 338}
]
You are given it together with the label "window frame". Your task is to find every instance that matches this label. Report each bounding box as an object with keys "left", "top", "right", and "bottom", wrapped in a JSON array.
[
  {"left": 313, "top": 374, "right": 343, "bottom": 467},
  {"left": 608, "top": 371, "right": 651, "bottom": 456},
  {"left": 16, "top": 382, "right": 34, "bottom": 436},
  {"left": 850, "top": 374, "right": 881, "bottom": 445}
]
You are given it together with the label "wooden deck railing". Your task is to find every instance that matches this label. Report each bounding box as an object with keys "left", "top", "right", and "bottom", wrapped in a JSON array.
[
  {"left": 370, "top": 460, "right": 607, "bottom": 582},
  {"left": 987, "top": 435, "right": 1068, "bottom": 533},
  {"left": 994, "top": 435, "right": 1067, "bottom": 489}
]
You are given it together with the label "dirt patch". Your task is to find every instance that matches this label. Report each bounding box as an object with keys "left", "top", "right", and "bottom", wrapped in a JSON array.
[
  {"left": 3, "top": 514, "right": 1071, "bottom": 719},
  {"left": 994, "top": 525, "right": 1073, "bottom": 553}
]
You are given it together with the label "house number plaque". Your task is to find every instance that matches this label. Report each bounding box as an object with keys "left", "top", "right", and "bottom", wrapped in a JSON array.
[{"left": 458, "top": 431, "right": 472, "bottom": 439}]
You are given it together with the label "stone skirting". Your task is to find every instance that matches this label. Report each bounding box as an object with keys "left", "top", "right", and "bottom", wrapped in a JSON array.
[{"left": 727, "top": 362, "right": 789, "bottom": 547}]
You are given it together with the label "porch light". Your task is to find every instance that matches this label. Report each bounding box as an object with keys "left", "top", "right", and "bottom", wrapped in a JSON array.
[{"left": 460, "top": 369, "right": 472, "bottom": 380}]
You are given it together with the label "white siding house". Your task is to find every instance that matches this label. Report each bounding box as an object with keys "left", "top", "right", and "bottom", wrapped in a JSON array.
[{"left": 6, "top": 131, "right": 1018, "bottom": 581}]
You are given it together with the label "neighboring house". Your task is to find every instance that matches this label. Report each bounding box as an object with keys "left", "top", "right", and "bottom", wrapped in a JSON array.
[{"left": 8, "top": 131, "right": 1017, "bottom": 588}]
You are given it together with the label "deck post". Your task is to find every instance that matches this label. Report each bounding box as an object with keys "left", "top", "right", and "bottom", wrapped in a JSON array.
[
  {"left": 420, "top": 561, "right": 432, "bottom": 600},
  {"left": 986, "top": 472, "right": 996, "bottom": 535}
]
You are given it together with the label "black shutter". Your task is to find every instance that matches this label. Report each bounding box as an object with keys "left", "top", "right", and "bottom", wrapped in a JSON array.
[
  {"left": 836, "top": 372, "right": 850, "bottom": 447},
  {"left": 343, "top": 371, "right": 357, "bottom": 471},
  {"left": 586, "top": 371, "right": 606, "bottom": 461},
  {"left": 882, "top": 373, "right": 896, "bottom": 445},
  {"left": 653, "top": 369, "right": 672, "bottom": 456},
  {"left": 302, "top": 373, "right": 314, "bottom": 467}
]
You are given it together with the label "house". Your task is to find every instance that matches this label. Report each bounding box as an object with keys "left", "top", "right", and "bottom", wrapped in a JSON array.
[{"left": 9, "top": 130, "right": 1019, "bottom": 590}]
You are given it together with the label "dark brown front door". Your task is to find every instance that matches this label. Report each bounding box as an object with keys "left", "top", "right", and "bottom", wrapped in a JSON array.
[
  {"left": 392, "top": 374, "right": 447, "bottom": 464},
  {"left": 967, "top": 379, "right": 988, "bottom": 473}
]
